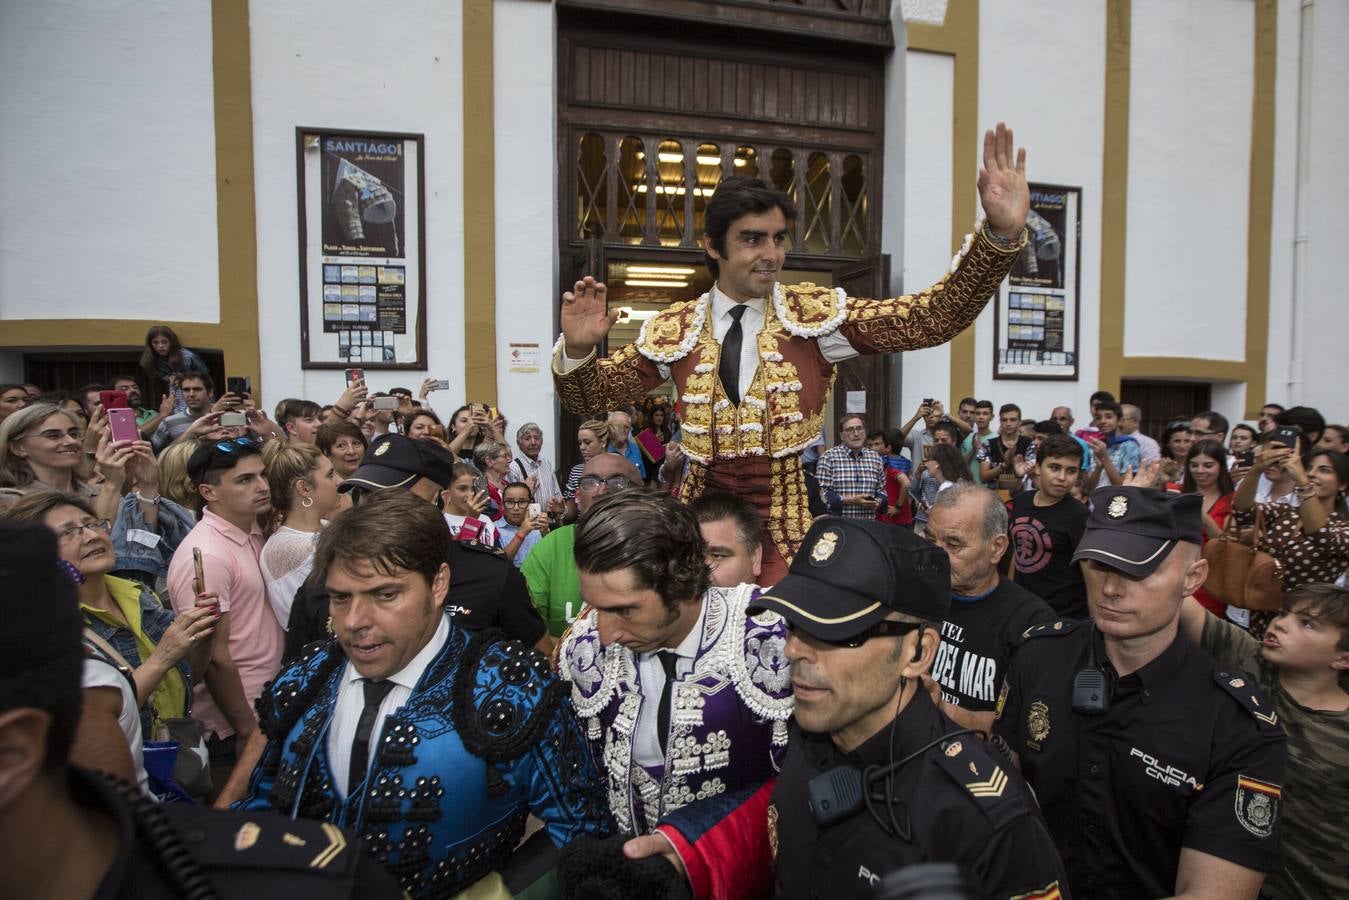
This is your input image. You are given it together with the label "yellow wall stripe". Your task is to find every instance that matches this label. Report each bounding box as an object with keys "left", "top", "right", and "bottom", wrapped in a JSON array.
[
  {"left": 1242, "top": 0, "right": 1276, "bottom": 417},
  {"left": 462, "top": 0, "right": 497, "bottom": 403},
  {"left": 1098, "top": 0, "right": 1131, "bottom": 398}
]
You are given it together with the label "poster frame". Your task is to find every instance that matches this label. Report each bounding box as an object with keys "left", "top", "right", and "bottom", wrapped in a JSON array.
[
  {"left": 992, "top": 182, "right": 1081, "bottom": 382},
  {"left": 296, "top": 127, "right": 428, "bottom": 370}
]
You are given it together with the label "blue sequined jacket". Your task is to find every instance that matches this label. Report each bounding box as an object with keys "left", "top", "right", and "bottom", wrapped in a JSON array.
[{"left": 238, "top": 622, "right": 612, "bottom": 897}]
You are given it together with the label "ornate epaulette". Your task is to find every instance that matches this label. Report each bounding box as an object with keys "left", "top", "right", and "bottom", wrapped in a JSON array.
[
  {"left": 775, "top": 282, "right": 846, "bottom": 338},
  {"left": 1214, "top": 670, "right": 1281, "bottom": 731},
  {"left": 635, "top": 296, "right": 706, "bottom": 364},
  {"left": 930, "top": 736, "right": 1027, "bottom": 830},
  {"left": 1020, "top": 619, "right": 1078, "bottom": 641},
  {"left": 453, "top": 628, "right": 569, "bottom": 765},
  {"left": 726, "top": 586, "right": 794, "bottom": 730},
  {"left": 256, "top": 639, "right": 344, "bottom": 739}
]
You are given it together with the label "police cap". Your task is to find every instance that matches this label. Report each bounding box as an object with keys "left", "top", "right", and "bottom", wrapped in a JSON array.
[
  {"left": 339, "top": 432, "right": 456, "bottom": 493},
  {"left": 1072, "top": 486, "right": 1203, "bottom": 577}
]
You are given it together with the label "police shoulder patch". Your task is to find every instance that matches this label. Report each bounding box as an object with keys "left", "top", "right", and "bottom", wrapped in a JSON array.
[
  {"left": 1021, "top": 619, "right": 1078, "bottom": 641},
  {"left": 930, "top": 737, "right": 1026, "bottom": 829},
  {"left": 1213, "top": 670, "right": 1280, "bottom": 730}
]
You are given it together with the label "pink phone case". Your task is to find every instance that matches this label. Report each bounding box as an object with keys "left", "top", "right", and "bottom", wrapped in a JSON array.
[{"left": 108, "top": 408, "right": 140, "bottom": 444}]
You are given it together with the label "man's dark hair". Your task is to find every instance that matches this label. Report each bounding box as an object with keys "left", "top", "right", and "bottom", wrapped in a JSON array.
[
  {"left": 866, "top": 429, "right": 886, "bottom": 444},
  {"left": 1037, "top": 434, "right": 1081, "bottom": 466},
  {"left": 110, "top": 374, "right": 141, "bottom": 391},
  {"left": 275, "top": 398, "right": 322, "bottom": 432},
  {"left": 958, "top": 397, "right": 977, "bottom": 409},
  {"left": 503, "top": 481, "right": 533, "bottom": 501},
  {"left": 1032, "top": 419, "right": 1064, "bottom": 437},
  {"left": 1097, "top": 400, "right": 1123, "bottom": 419},
  {"left": 1090, "top": 390, "right": 1116, "bottom": 406},
  {"left": 998, "top": 403, "right": 1021, "bottom": 417},
  {"left": 702, "top": 176, "right": 796, "bottom": 278},
  {"left": 1194, "top": 410, "right": 1229, "bottom": 436},
  {"left": 186, "top": 437, "right": 263, "bottom": 487},
  {"left": 1261, "top": 402, "right": 1285, "bottom": 414},
  {"left": 883, "top": 428, "right": 905, "bottom": 453},
  {"left": 1285, "top": 583, "right": 1349, "bottom": 652},
  {"left": 930, "top": 420, "right": 961, "bottom": 442},
  {"left": 574, "top": 492, "right": 709, "bottom": 610},
  {"left": 1276, "top": 406, "right": 1326, "bottom": 444},
  {"left": 974, "top": 400, "right": 994, "bottom": 412},
  {"left": 178, "top": 370, "right": 214, "bottom": 394},
  {"left": 1231, "top": 423, "right": 1258, "bottom": 443},
  {"left": 314, "top": 489, "right": 449, "bottom": 588},
  {"left": 689, "top": 491, "right": 764, "bottom": 554}
]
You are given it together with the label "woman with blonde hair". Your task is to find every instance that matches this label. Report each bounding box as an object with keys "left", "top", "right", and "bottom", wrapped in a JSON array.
[
  {"left": 156, "top": 440, "right": 200, "bottom": 510},
  {"left": 563, "top": 419, "right": 609, "bottom": 500},
  {"left": 0, "top": 402, "right": 139, "bottom": 522},
  {"left": 259, "top": 442, "right": 341, "bottom": 628}
]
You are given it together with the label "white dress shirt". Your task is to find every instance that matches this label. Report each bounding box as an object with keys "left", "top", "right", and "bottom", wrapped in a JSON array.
[
  {"left": 632, "top": 602, "right": 708, "bottom": 768},
  {"left": 561, "top": 283, "right": 860, "bottom": 399},
  {"left": 327, "top": 613, "right": 450, "bottom": 797}
]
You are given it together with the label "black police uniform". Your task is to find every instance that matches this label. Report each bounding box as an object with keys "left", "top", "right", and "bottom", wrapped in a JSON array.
[
  {"left": 771, "top": 689, "right": 1068, "bottom": 900},
  {"left": 994, "top": 620, "right": 1287, "bottom": 898},
  {"left": 76, "top": 768, "right": 402, "bottom": 899},
  {"left": 284, "top": 538, "right": 545, "bottom": 661}
]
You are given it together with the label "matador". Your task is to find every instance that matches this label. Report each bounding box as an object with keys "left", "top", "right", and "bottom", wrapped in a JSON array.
[{"left": 555, "top": 124, "right": 1030, "bottom": 584}]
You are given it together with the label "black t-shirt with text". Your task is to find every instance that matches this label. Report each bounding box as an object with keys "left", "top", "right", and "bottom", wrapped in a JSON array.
[
  {"left": 932, "top": 578, "right": 1057, "bottom": 712},
  {"left": 1008, "top": 489, "right": 1089, "bottom": 619}
]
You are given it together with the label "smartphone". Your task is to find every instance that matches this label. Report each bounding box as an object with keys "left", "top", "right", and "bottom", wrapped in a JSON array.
[
  {"left": 372, "top": 396, "right": 399, "bottom": 411},
  {"left": 106, "top": 407, "right": 140, "bottom": 443},
  {"left": 226, "top": 376, "right": 251, "bottom": 396},
  {"left": 192, "top": 547, "right": 206, "bottom": 597},
  {"left": 470, "top": 402, "right": 487, "bottom": 416},
  {"left": 99, "top": 389, "right": 129, "bottom": 410},
  {"left": 472, "top": 473, "right": 488, "bottom": 496},
  {"left": 1237, "top": 449, "right": 1255, "bottom": 467},
  {"left": 219, "top": 411, "right": 247, "bottom": 427},
  {"left": 431, "top": 379, "right": 450, "bottom": 391},
  {"left": 1270, "top": 426, "right": 1301, "bottom": 449},
  {"left": 923, "top": 398, "right": 934, "bottom": 407},
  {"left": 345, "top": 368, "right": 365, "bottom": 388},
  {"left": 527, "top": 502, "right": 542, "bottom": 520}
]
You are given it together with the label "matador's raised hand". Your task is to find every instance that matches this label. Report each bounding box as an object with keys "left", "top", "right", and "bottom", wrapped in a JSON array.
[
  {"left": 977, "top": 122, "right": 1029, "bottom": 239},
  {"left": 561, "top": 276, "right": 621, "bottom": 359}
]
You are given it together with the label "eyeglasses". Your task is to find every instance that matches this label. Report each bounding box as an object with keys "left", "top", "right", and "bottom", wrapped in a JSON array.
[
  {"left": 841, "top": 425, "right": 866, "bottom": 434},
  {"left": 55, "top": 519, "right": 111, "bottom": 544},
  {"left": 27, "top": 427, "right": 84, "bottom": 442},
  {"left": 577, "top": 474, "right": 634, "bottom": 492},
  {"left": 502, "top": 499, "right": 532, "bottom": 507},
  {"left": 790, "top": 619, "right": 922, "bottom": 649}
]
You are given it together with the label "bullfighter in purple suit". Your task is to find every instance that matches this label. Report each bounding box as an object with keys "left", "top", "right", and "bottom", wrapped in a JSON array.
[{"left": 557, "top": 491, "right": 793, "bottom": 836}]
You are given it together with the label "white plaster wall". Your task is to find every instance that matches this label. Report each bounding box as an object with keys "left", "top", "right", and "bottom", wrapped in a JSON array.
[
  {"left": 0, "top": 0, "right": 220, "bottom": 323},
  {"left": 1297, "top": 0, "right": 1349, "bottom": 425},
  {"left": 248, "top": 0, "right": 464, "bottom": 410},
  {"left": 974, "top": 0, "right": 1105, "bottom": 421},
  {"left": 899, "top": 50, "right": 955, "bottom": 414},
  {"left": 1263, "top": 0, "right": 1300, "bottom": 417},
  {"left": 1123, "top": 0, "right": 1253, "bottom": 361},
  {"left": 493, "top": 0, "right": 562, "bottom": 459}
]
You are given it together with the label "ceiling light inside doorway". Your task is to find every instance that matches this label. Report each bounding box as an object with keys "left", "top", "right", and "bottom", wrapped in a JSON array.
[{"left": 624, "top": 280, "right": 689, "bottom": 288}]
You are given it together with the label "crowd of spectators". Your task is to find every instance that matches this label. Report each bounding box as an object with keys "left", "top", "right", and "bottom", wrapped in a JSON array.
[{"left": 1, "top": 321, "right": 1346, "bottom": 899}]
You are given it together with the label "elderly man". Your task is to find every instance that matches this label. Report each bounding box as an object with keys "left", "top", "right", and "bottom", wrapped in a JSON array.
[
  {"left": 522, "top": 451, "right": 643, "bottom": 639},
  {"left": 507, "top": 421, "right": 562, "bottom": 507},
  {"left": 558, "top": 491, "right": 792, "bottom": 841},
  {"left": 554, "top": 125, "right": 1031, "bottom": 583},
  {"left": 921, "top": 483, "right": 1057, "bottom": 736},
  {"left": 238, "top": 491, "right": 611, "bottom": 897},
  {"left": 995, "top": 487, "right": 1287, "bottom": 899},
  {"left": 1121, "top": 403, "right": 1161, "bottom": 463}
]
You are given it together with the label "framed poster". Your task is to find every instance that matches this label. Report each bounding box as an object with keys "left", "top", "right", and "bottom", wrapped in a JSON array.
[
  {"left": 297, "top": 128, "right": 427, "bottom": 369},
  {"left": 993, "top": 184, "right": 1081, "bottom": 380}
]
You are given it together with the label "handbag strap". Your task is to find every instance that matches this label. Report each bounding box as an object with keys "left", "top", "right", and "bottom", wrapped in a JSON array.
[{"left": 82, "top": 628, "right": 139, "bottom": 699}]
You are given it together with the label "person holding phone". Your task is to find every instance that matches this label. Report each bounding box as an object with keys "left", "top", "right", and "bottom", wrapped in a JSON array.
[
  {"left": 441, "top": 463, "right": 500, "bottom": 548},
  {"left": 496, "top": 482, "right": 547, "bottom": 568}
]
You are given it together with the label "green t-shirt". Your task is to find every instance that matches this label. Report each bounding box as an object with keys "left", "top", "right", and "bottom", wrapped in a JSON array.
[
  {"left": 1201, "top": 614, "right": 1349, "bottom": 899},
  {"left": 521, "top": 525, "right": 583, "bottom": 637}
]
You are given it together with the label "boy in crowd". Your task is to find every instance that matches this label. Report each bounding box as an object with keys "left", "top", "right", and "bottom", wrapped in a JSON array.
[
  {"left": 1009, "top": 434, "right": 1089, "bottom": 619},
  {"left": 961, "top": 399, "right": 996, "bottom": 483},
  {"left": 977, "top": 403, "right": 1034, "bottom": 488},
  {"left": 868, "top": 428, "right": 913, "bottom": 527},
  {"left": 1179, "top": 584, "right": 1349, "bottom": 899},
  {"left": 1090, "top": 400, "right": 1139, "bottom": 482}
]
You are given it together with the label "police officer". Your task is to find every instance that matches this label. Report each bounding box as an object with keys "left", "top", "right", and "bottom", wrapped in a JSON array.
[
  {"left": 0, "top": 521, "right": 402, "bottom": 900},
  {"left": 994, "top": 487, "right": 1287, "bottom": 899},
  {"left": 753, "top": 517, "right": 1068, "bottom": 900}
]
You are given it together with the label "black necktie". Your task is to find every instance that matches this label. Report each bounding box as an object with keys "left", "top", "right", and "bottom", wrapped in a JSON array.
[
  {"left": 719, "top": 305, "right": 748, "bottom": 407},
  {"left": 348, "top": 678, "right": 396, "bottom": 794},
  {"left": 656, "top": 652, "right": 680, "bottom": 756}
]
